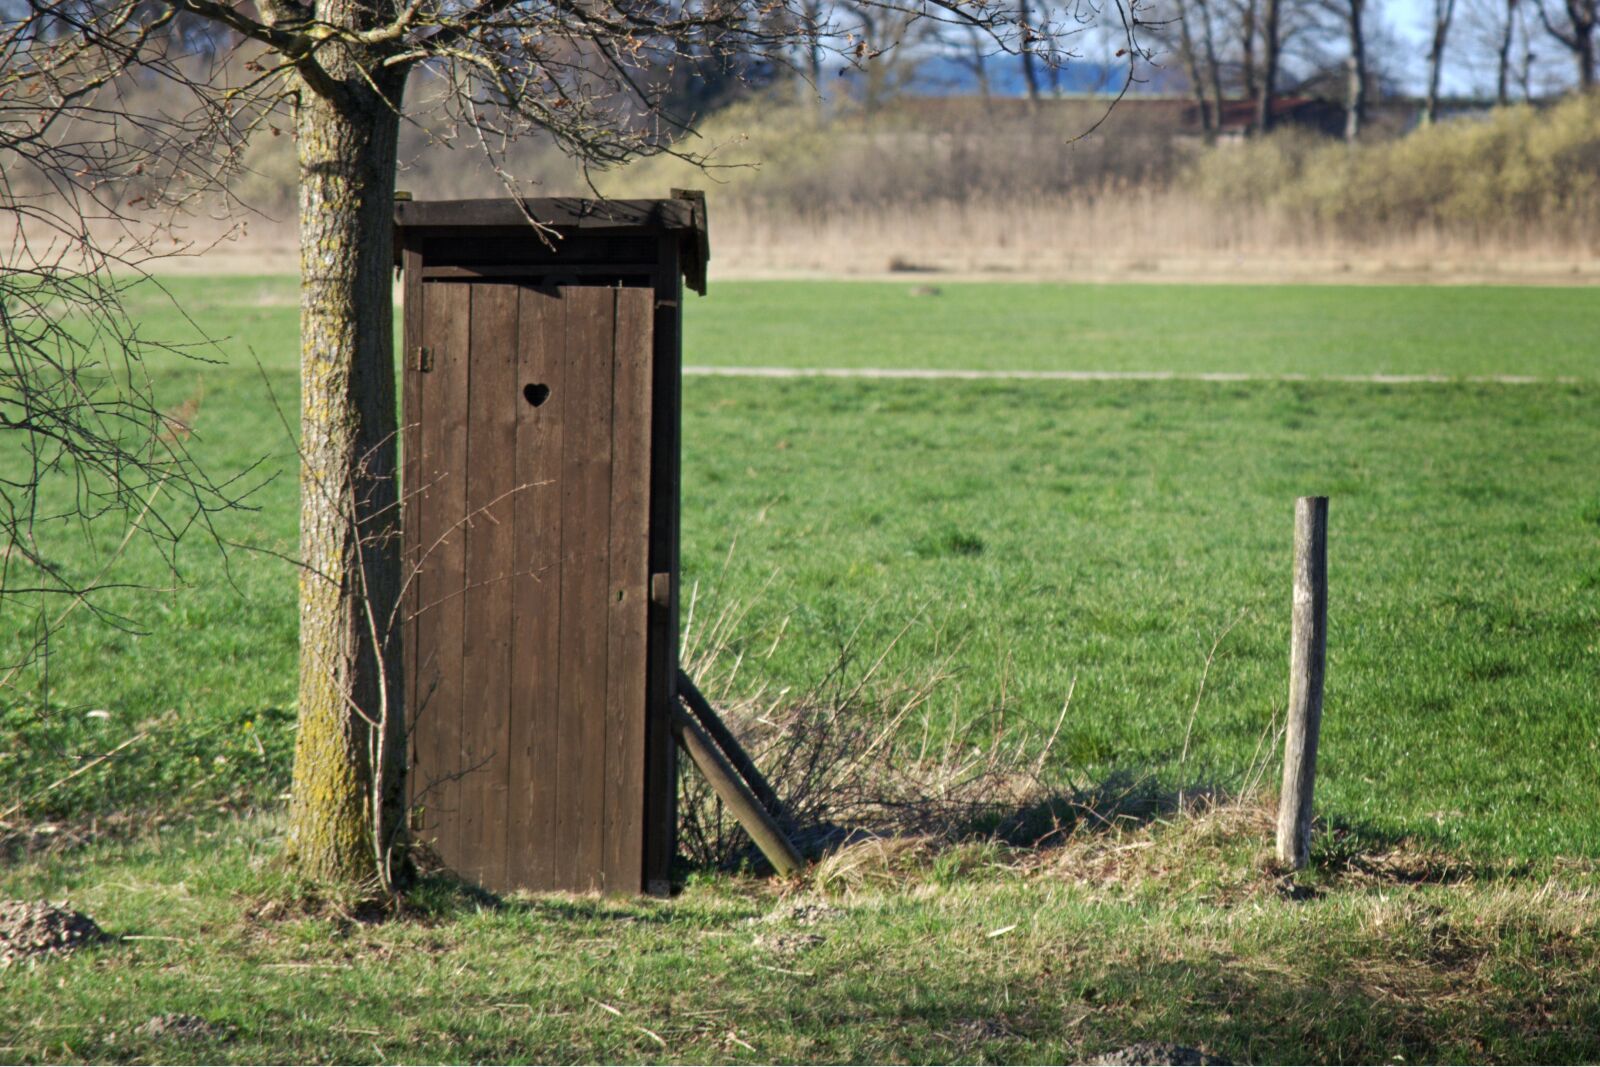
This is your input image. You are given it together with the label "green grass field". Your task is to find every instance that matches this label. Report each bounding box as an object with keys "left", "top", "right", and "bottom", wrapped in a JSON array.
[
  {"left": 2, "top": 809, "right": 1596, "bottom": 1064},
  {"left": 4, "top": 277, "right": 1596, "bottom": 855},
  {"left": 689, "top": 281, "right": 1600, "bottom": 378},
  {"left": 3, "top": 276, "right": 1598, "bottom": 1062}
]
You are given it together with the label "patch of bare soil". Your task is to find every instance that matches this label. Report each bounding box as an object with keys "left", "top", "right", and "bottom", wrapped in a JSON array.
[
  {"left": 1090, "top": 1040, "right": 1234, "bottom": 1065},
  {"left": 751, "top": 929, "right": 825, "bottom": 956},
  {"left": 0, "top": 900, "right": 106, "bottom": 967},
  {"left": 759, "top": 900, "right": 845, "bottom": 927},
  {"left": 749, "top": 899, "right": 844, "bottom": 959},
  {"left": 135, "top": 1013, "right": 228, "bottom": 1042}
]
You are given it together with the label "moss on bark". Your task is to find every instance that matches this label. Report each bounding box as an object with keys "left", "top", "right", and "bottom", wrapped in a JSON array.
[{"left": 282, "top": 31, "right": 409, "bottom": 886}]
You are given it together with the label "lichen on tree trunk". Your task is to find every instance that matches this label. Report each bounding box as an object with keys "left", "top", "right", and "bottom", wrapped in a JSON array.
[{"left": 284, "top": 54, "right": 409, "bottom": 886}]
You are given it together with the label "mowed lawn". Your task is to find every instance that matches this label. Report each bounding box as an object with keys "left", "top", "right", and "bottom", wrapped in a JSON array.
[
  {"left": 2, "top": 277, "right": 1597, "bottom": 859},
  {"left": 689, "top": 280, "right": 1600, "bottom": 379}
]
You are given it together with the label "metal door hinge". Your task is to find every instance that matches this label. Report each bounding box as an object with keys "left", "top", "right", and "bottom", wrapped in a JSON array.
[
  {"left": 650, "top": 573, "right": 672, "bottom": 607},
  {"left": 417, "top": 346, "right": 433, "bottom": 372}
]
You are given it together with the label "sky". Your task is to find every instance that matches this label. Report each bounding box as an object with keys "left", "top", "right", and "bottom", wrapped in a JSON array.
[{"left": 922, "top": 0, "right": 1576, "bottom": 100}]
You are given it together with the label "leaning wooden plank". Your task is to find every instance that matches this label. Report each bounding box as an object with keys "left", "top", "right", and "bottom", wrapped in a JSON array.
[
  {"left": 671, "top": 708, "right": 804, "bottom": 878},
  {"left": 676, "top": 670, "right": 788, "bottom": 826}
]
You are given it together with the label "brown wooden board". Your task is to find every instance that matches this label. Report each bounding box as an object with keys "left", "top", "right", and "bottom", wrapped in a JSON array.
[
  {"left": 401, "top": 247, "right": 423, "bottom": 844},
  {"left": 460, "top": 282, "right": 518, "bottom": 888},
  {"left": 412, "top": 280, "right": 471, "bottom": 865},
  {"left": 508, "top": 285, "right": 565, "bottom": 891},
  {"left": 643, "top": 240, "right": 683, "bottom": 893},
  {"left": 555, "top": 285, "right": 615, "bottom": 890},
  {"left": 603, "top": 288, "right": 654, "bottom": 892}
]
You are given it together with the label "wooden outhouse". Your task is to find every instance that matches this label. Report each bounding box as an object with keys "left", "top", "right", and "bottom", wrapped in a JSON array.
[{"left": 395, "top": 195, "right": 708, "bottom": 896}]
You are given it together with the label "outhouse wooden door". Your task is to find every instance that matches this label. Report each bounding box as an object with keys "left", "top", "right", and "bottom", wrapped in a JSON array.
[{"left": 406, "top": 281, "right": 655, "bottom": 895}]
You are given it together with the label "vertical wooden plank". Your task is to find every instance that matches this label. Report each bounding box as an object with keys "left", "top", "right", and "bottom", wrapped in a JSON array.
[
  {"left": 643, "top": 238, "right": 682, "bottom": 894},
  {"left": 401, "top": 246, "right": 423, "bottom": 835},
  {"left": 509, "top": 285, "right": 566, "bottom": 891},
  {"left": 602, "top": 287, "right": 655, "bottom": 893},
  {"left": 555, "top": 285, "right": 615, "bottom": 891},
  {"left": 460, "top": 282, "right": 518, "bottom": 890},
  {"left": 413, "top": 280, "right": 471, "bottom": 870}
]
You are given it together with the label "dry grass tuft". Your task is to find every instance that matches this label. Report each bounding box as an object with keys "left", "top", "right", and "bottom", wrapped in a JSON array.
[
  {"left": 675, "top": 583, "right": 1076, "bottom": 871},
  {"left": 1027, "top": 795, "right": 1284, "bottom": 904},
  {"left": 811, "top": 835, "right": 940, "bottom": 895},
  {"left": 678, "top": 586, "right": 1270, "bottom": 887}
]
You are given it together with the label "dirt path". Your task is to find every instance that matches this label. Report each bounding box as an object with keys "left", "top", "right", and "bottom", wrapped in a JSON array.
[{"left": 684, "top": 366, "right": 1582, "bottom": 385}]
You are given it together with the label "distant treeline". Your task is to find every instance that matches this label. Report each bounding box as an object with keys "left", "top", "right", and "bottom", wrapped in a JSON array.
[
  {"left": 609, "top": 91, "right": 1600, "bottom": 246},
  {"left": 1193, "top": 93, "right": 1600, "bottom": 238}
]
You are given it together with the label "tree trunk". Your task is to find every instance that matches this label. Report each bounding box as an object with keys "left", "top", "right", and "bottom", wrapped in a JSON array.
[
  {"left": 1539, "top": 0, "right": 1596, "bottom": 92},
  {"left": 285, "top": 65, "right": 409, "bottom": 887},
  {"left": 1497, "top": 0, "right": 1517, "bottom": 104},
  {"left": 969, "top": 28, "right": 992, "bottom": 100},
  {"left": 1198, "top": 0, "right": 1225, "bottom": 132},
  {"left": 1255, "top": 0, "right": 1281, "bottom": 133},
  {"left": 1516, "top": 5, "right": 1534, "bottom": 99},
  {"left": 1579, "top": 1, "right": 1597, "bottom": 89},
  {"left": 1242, "top": 0, "right": 1259, "bottom": 115},
  {"left": 1346, "top": 0, "right": 1367, "bottom": 141},
  {"left": 1018, "top": 0, "right": 1040, "bottom": 104},
  {"left": 1176, "top": 0, "right": 1214, "bottom": 132},
  {"left": 803, "top": 0, "right": 824, "bottom": 110},
  {"left": 1424, "top": 0, "right": 1456, "bottom": 125}
]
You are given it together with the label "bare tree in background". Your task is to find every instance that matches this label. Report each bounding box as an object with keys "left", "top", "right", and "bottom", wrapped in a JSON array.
[
  {"left": 1539, "top": 0, "right": 1597, "bottom": 88},
  {"left": 1018, "top": 0, "right": 1042, "bottom": 101},
  {"left": 800, "top": 0, "right": 826, "bottom": 105},
  {"left": 1343, "top": 0, "right": 1368, "bottom": 138},
  {"left": 1173, "top": 0, "right": 1219, "bottom": 131},
  {"left": 1237, "top": 0, "right": 1260, "bottom": 110},
  {"left": 944, "top": 25, "right": 996, "bottom": 98},
  {"left": 1484, "top": 0, "right": 1510, "bottom": 99},
  {"left": 1, "top": 10, "right": 249, "bottom": 716},
  {"left": 1424, "top": 0, "right": 1459, "bottom": 122},
  {"left": 2, "top": 0, "right": 1147, "bottom": 888},
  {"left": 1495, "top": 0, "right": 1522, "bottom": 99},
  {"left": 839, "top": 3, "right": 943, "bottom": 110},
  {"left": 1457, "top": 0, "right": 1515, "bottom": 101},
  {"left": 1196, "top": 0, "right": 1226, "bottom": 127},
  {"left": 1254, "top": 0, "right": 1282, "bottom": 129}
]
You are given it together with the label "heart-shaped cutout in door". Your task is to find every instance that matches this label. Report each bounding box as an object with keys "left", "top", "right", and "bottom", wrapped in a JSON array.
[{"left": 523, "top": 383, "right": 551, "bottom": 407}]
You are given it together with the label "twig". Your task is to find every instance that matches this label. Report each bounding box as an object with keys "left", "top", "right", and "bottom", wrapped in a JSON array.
[
  {"left": 751, "top": 962, "right": 815, "bottom": 976},
  {"left": 1033, "top": 674, "right": 1077, "bottom": 779},
  {"left": 1178, "top": 610, "right": 1248, "bottom": 801}
]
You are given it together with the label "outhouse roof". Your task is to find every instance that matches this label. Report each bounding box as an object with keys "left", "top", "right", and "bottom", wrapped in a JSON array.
[{"left": 393, "top": 192, "right": 709, "bottom": 294}]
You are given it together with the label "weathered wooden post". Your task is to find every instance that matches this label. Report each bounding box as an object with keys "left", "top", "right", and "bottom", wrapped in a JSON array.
[{"left": 1276, "top": 496, "right": 1328, "bottom": 870}]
